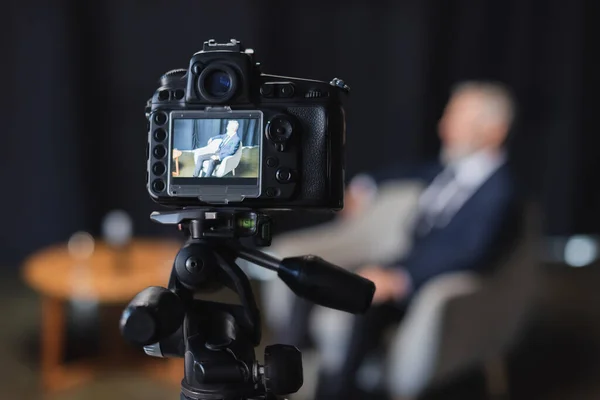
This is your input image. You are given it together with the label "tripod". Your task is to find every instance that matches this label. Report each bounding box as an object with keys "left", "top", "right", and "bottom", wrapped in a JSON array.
[{"left": 120, "top": 208, "right": 375, "bottom": 400}]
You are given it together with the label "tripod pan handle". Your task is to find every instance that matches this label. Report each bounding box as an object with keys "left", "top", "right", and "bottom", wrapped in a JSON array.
[{"left": 278, "top": 255, "right": 375, "bottom": 314}]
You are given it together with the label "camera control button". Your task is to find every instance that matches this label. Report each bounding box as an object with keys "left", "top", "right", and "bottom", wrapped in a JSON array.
[
  {"left": 260, "top": 84, "right": 274, "bottom": 97},
  {"left": 153, "top": 145, "right": 166, "bottom": 159},
  {"left": 174, "top": 89, "right": 185, "bottom": 100},
  {"left": 152, "top": 162, "right": 166, "bottom": 176},
  {"left": 266, "top": 157, "right": 279, "bottom": 168},
  {"left": 153, "top": 128, "right": 167, "bottom": 142},
  {"left": 158, "top": 90, "right": 169, "bottom": 101},
  {"left": 276, "top": 168, "right": 293, "bottom": 183},
  {"left": 154, "top": 112, "right": 168, "bottom": 126},
  {"left": 279, "top": 84, "right": 294, "bottom": 98},
  {"left": 192, "top": 63, "right": 202, "bottom": 75},
  {"left": 265, "top": 187, "right": 277, "bottom": 197},
  {"left": 152, "top": 179, "right": 165, "bottom": 192}
]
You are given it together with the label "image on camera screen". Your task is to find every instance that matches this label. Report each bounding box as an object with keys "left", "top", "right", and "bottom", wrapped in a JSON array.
[{"left": 171, "top": 117, "right": 260, "bottom": 179}]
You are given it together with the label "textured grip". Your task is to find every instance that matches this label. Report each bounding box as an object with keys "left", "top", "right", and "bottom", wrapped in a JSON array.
[{"left": 287, "top": 107, "right": 328, "bottom": 200}]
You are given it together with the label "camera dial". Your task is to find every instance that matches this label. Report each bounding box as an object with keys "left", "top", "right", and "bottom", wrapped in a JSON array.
[{"left": 160, "top": 69, "right": 187, "bottom": 87}]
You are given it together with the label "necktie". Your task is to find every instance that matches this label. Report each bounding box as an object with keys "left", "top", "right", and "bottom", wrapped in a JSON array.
[
  {"left": 414, "top": 168, "right": 459, "bottom": 235},
  {"left": 219, "top": 135, "right": 231, "bottom": 149}
]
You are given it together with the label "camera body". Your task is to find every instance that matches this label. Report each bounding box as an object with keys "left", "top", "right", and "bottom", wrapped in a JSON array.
[{"left": 146, "top": 39, "right": 348, "bottom": 210}]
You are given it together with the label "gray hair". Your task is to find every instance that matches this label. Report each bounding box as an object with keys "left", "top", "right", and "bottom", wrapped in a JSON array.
[{"left": 451, "top": 81, "right": 516, "bottom": 127}]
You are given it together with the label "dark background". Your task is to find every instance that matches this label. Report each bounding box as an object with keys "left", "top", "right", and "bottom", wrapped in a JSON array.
[{"left": 2, "top": 0, "right": 599, "bottom": 266}]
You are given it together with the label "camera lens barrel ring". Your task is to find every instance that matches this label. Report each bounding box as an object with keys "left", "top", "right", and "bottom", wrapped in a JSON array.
[{"left": 197, "top": 63, "right": 238, "bottom": 103}]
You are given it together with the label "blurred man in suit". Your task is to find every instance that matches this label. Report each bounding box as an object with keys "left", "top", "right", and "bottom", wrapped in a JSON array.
[
  {"left": 193, "top": 120, "right": 241, "bottom": 177},
  {"left": 315, "top": 81, "right": 519, "bottom": 399}
]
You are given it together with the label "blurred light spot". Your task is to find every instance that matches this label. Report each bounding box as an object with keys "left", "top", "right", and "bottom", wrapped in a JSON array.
[
  {"left": 564, "top": 235, "right": 597, "bottom": 267},
  {"left": 71, "top": 299, "right": 98, "bottom": 315},
  {"left": 102, "top": 209, "right": 133, "bottom": 247},
  {"left": 68, "top": 231, "right": 95, "bottom": 261}
]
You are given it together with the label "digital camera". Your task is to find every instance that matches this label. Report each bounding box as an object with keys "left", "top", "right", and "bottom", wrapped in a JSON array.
[{"left": 146, "top": 39, "right": 349, "bottom": 210}]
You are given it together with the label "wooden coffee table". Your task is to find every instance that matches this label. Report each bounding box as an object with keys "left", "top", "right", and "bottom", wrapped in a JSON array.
[{"left": 22, "top": 239, "right": 184, "bottom": 393}]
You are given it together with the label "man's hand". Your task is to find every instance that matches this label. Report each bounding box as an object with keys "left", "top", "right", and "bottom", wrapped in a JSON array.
[
  {"left": 339, "top": 174, "right": 378, "bottom": 220},
  {"left": 359, "top": 266, "right": 410, "bottom": 304}
]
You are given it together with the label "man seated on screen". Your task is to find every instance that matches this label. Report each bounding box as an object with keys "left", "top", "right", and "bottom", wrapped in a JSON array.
[{"left": 192, "top": 120, "right": 241, "bottom": 177}]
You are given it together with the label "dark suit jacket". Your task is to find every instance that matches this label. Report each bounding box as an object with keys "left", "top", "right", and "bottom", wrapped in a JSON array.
[
  {"left": 210, "top": 133, "right": 241, "bottom": 160},
  {"left": 374, "top": 161, "right": 519, "bottom": 292}
]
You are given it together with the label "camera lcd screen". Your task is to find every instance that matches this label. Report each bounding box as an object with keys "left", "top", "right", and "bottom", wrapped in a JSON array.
[
  {"left": 171, "top": 118, "right": 260, "bottom": 179},
  {"left": 168, "top": 111, "right": 263, "bottom": 202}
]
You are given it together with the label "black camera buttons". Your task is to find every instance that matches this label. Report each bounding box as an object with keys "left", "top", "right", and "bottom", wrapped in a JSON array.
[
  {"left": 174, "top": 89, "right": 185, "bottom": 100},
  {"left": 152, "top": 162, "right": 166, "bottom": 176},
  {"left": 154, "top": 112, "right": 168, "bottom": 126},
  {"left": 153, "top": 145, "right": 166, "bottom": 159},
  {"left": 279, "top": 84, "right": 294, "bottom": 98},
  {"left": 265, "top": 187, "right": 280, "bottom": 197},
  {"left": 192, "top": 62, "right": 202, "bottom": 75},
  {"left": 276, "top": 168, "right": 293, "bottom": 183},
  {"left": 266, "top": 157, "right": 279, "bottom": 168},
  {"left": 152, "top": 179, "right": 165, "bottom": 192},
  {"left": 260, "top": 84, "right": 275, "bottom": 97},
  {"left": 158, "top": 90, "right": 169, "bottom": 101},
  {"left": 153, "top": 128, "right": 167, "bottom": 142},
  {"left": 261, "top": 83, "right": 294, "bottom": 98}
]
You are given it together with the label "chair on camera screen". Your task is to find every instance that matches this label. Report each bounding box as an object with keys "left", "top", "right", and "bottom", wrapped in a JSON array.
[{"left": 196, "top": 144, "right": 244, "bottom": 177}]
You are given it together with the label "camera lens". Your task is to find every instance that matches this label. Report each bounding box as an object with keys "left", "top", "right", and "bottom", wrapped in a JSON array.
[
  {"left": 198, "top": 64, "right": 238, "bottom": 103},
  {"left": 266, "top": 116, "right": 293, "bottom": 143}
]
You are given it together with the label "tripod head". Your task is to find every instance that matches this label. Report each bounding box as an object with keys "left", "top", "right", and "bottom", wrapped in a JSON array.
[{"left": 120, "top": 208, "right": 375, "bottom": 399}]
